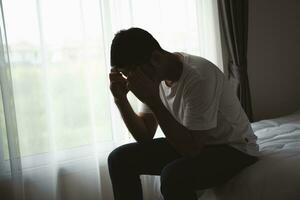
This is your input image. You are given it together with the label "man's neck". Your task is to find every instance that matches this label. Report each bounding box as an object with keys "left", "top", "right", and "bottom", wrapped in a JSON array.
[{"left": 164, "top": 53, "right": 183, "bottom": 87}]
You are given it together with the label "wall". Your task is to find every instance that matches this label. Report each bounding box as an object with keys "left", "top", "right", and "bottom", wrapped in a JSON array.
[{"left": 248, "top": 0, "right": 300, "bottom": 121}]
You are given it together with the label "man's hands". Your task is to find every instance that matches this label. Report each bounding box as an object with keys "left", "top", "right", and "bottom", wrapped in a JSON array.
[
  {"left": 109, "top": 68, "right": 129, "bottom": 101},
  {"left": 127, "top": 67, "right": 161, "bottom": 106},
  {"left": 109, "top": 66, "right": 161, "bottom": 107}
]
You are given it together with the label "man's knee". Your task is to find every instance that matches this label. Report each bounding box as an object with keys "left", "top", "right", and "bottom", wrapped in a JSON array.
[
  {"left": 161, "top": 164, "right": 196, "bottom": 199},
  {"left": 160, "top": 164, "right": 182, "bottom": 193},
  {"left": 107, "top": 142, "right": 139, "bottom": 170}
]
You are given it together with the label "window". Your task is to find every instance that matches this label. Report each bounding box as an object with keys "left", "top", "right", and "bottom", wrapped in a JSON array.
[{"left": 1, "top": 0, "right": 222, "bottom": 166}]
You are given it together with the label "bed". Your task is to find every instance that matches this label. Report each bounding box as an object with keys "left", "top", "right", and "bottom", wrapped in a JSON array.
[{"left": 141, "top": 110, "right": 300, "bottom": 200}]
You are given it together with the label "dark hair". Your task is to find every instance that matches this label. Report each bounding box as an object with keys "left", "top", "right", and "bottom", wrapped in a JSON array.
[{"left": 110, "top": 27, "right": 162, "bottom": 69}]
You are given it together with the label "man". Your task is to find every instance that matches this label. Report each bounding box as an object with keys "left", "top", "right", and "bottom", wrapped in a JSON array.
[{"left": 108, "top": 27, "right": 258, "bottom": 200}]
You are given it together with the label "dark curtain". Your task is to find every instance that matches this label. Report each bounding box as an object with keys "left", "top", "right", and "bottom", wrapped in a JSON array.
[{"left": 218, "top": 0, "right": 254, "bottom": 122}]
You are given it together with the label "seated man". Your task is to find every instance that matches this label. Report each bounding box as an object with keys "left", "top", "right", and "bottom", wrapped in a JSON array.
[{"left": 108, "top": 27, "right": 258, "bottom": 200}]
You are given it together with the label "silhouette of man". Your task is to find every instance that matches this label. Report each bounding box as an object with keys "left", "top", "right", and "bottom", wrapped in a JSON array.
[{"left": 108, "top": 27, "right": 258, "bottom": 200}]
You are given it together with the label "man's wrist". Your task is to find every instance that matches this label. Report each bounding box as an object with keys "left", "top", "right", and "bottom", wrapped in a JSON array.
[
  {"left": 147, "top": 97, "right": 164, "bottom": 111},
  {"left": 114, "top": 96, "right": 128, "bottom": 105}
]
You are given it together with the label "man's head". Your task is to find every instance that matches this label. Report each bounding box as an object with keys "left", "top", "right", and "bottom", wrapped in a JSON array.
[
  {"left": 110, "top": 28, "right": 162, "bottom": 77},
  {"left": 110, "top": 27, "right": 183, "bottom": 82}
]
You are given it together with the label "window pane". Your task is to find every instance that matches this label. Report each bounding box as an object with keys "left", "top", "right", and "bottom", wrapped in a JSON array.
[
  {"left": 3, "top": 0, "right": 113, "bottom": 156},
  {"left": 0, "top": 86, "right": 9, "bottom": 160}
]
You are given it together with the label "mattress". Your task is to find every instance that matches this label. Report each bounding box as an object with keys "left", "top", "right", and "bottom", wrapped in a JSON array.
[{"left": 141, "top": 110, "right": 300, "bottom": 200}]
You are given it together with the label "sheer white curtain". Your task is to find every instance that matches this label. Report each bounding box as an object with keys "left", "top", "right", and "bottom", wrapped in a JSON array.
[{"left": 0, "top": 0, "right": 222, "bottom": 200}]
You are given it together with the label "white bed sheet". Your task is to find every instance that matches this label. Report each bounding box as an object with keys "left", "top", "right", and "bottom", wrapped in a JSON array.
[{"left": 141, "top": 111, "right": 300, "bottom": 200}]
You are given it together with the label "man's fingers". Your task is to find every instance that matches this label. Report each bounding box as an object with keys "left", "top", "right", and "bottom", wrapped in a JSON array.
[
  {"left": 109, "top": 72, "right": 125, "bottom": 81},
  {"left": 127, "top": 68, "right": 149, "bottom": 86},
  {"left": 126, "top": 71, "right": 135, "bottom": 82},
  {"left": 110, "top": 77, "right": 127, "bottom": 84},
  {"left": 109, "top": 71, "right": 122, "bottom": 76},
  {"left": 127, "top": 68, "right": 142, "bottom": 81},
  {"left": 110, "top": 67, "right": 119, "bottom": 72},
  {"left": 110, "top": 78, "right": 127, "bottom": 85}
]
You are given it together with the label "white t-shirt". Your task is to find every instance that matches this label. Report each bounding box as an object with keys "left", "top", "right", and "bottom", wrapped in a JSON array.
[{"left": 139, "top": 53, "right": 259, "bottom": 156}]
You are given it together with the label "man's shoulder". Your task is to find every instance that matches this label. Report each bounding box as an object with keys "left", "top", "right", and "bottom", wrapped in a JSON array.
[
  {"left": 181, "top": 53, "right": 221, "bottom": 77},
  {"left": 180, "top": 52, "right": 209, "bottom": 66}
]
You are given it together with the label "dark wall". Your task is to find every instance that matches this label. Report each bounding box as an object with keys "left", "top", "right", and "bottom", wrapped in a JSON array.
[{"left": 248, "top": 0, "right": 300, "bottom": 121}]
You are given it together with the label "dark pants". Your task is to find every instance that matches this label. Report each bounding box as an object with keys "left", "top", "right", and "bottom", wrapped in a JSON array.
[{"left": 108, "top": 138, "right": 258, "bottom": 200}]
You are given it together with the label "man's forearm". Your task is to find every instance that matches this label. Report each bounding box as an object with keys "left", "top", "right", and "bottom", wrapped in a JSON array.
[
  {"left": 114, "top": 97, "right": 152, "bottom": 142},
  {"left": 148, "top": 100, "right": 200, "bottom": 156}
]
